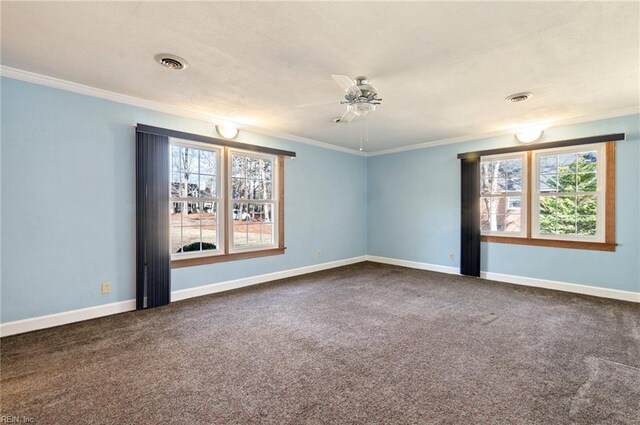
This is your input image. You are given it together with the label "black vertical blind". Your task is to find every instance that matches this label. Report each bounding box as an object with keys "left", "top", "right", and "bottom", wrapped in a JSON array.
[
  {"left": 136, "top": 130, "right": 171, "bottom": 309},
  {"left": 460, "top": 157, "right": 481, "bottom": 277}
]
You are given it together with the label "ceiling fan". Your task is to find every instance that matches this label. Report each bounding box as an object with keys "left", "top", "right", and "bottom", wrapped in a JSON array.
[
  {"left": 331, "top": 75, "right": 382, "bottom": 124},
  {"left": 298, "top": 75, "right": 382, "bottom": 124}
]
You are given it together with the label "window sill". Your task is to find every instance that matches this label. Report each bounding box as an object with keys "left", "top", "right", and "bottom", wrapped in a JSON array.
[
  {"left": 171, "top": 247, "right": 286, "bottom": 268},
  {"left": 481, "top": 235, "right": 616, "bottom": 252}
]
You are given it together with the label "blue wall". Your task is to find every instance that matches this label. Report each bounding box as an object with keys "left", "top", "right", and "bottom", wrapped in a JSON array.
[
  {"left": 0, "top": 78, "right": 367, "bottom": 322},
  {"left": 368, "top": 114, "right": 640, "bottom": 293},
  {"left": 2, "top": 77, "right": 638, "bottom": 325}
]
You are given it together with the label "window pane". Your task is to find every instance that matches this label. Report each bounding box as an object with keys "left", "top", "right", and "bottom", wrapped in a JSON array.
[
  {"left": 556, "top": 215, "right": 577, "bottom": 235},
  {"left": 540, "top": 196, "right": 557, "bottom": 216},
  {"left": 577, "top": 151, "right": 597, "bottom": 172},
  {"left": 170, "top": 227, "right": 183, "bottom": 253},
  {"left": 539, "top": 174, "right": 557, "bottom": 193},
  {"left": 186, "top": 148, "right": 199, "bottom": 174},
  {"left": 247, "top": 158, "right": 260, "bottom": 179},
  {"left": 180, "top": 226, "right": 201, "bottom": 250},
  {"left": 557, "top": 196, "right": 577, "bottom": 215},
  {"left": 187, "top": 174, "right": 199, "bottom": 197},
  {"left": 200, "top": 150, "right": 217, "bottom": 175},
  {"left": 480, "top": 197, "right": 505, "bottom": 216},
  {"left": 199, "top": 175, "right": 215, "bottom": 198},
  {"left": 202, "top": 226, "right": 218, "bottom": 250},
  {"left": 480, "top": 215, "right": 490, "bottom": 232},
  {"left": 557, "top": 171, "right": 577, "bottom": 193},
  {"left": 170, "top": 202, "right": 183, "bottom": 253},
  {"left": 507, "top": 196, "right": 521, "bottom": 210},
  {"left": 504, "top": 213, "right": 521, "bottom": 232},
  {"left": 539, "top": 197, "right": 557, "bottom": 234},
  {"left": 264, "top": 182, "right": 273, "bottom": 199},
  {"left": 232, "top": 202, "right": 275, "bottom": 247},
  {"left": 507, "top": 177, "right": 521, "bottom": 192},
  {"left": 261, "top": 223, "right": 274, "bottom": 245},
  {"left": 202, "top": 202, "right": 218, "bottom": 249},
  {"left": 171, "top": 146, "right": 182, "bottom": 173},
  {"left": 493, "top": 215, "right": 505, "bottom": 231},
  {"left": 482, "top": 214, "right": 505, "bottom": 232},
  {"left": 170, "top": 173, "right": 182, "bottom": 197},
  {"left": 577, "top": 172, "right": 596, "bottom": 192},
  {"left": 232, "top": 155, "right": 246, "bottom": 178},
  {"left": 577, "top": 215, "right": 597, "bottom": 235},
  {"left": 183, "top": 203, "right": 201, "bottom": 226},
  {"left": 540, "top": 155, "right": 557, "bottom": 174},
  {"left": 577, "top": 195, "right": 596, "bottom": 215},
  {"left": 558, "top": 153, "right": 577, "bottom": 168},
  {"left": 233, "top": 202, "right": 249, "bottom": 246}
]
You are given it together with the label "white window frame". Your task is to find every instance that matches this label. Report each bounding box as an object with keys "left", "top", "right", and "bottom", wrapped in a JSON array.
[
  {"left": 227, "top": 149, "right": 279, "bottom": 253},
  {"left": 169, "top": 138, "right": 224, "bottom": 260},
  {"left": 531, "top": 143, "right": 606, "bottom": 243},
  {"left": 480, "top": 152, "right": 528, "bottom": 238}
]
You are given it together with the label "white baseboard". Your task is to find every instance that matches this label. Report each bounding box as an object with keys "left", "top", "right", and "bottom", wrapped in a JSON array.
[
  {"left": 366, "top": 255, "right": 459, "bottom": 275},
  {"left": 0, "top": 299, "right": 137, "bottom": 338},
  {"left": 479, "top": 271, "right": 640, "bottom": 303},
  {"left": 366, "top": 255, "right": 640, "bottom": 303},
  {"left": 0, "top": 256, "right": 367, "bottom": 337}
]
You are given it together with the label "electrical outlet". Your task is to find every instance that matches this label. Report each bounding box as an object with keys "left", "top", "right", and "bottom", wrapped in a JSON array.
[
  {"left": 101, "top": 281, "right": 111, "bottom": 295},
  {"left": 448, "top": 252, "right": 455, "bottom": 261}
]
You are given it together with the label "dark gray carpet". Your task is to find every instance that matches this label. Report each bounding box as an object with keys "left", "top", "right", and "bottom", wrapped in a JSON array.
[{"left": 1, "top": 262, "right": 639, "bottom": 424}]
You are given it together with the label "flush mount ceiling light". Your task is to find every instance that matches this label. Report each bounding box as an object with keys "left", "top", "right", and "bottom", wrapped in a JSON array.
[
  {"left": 505, "top": 92, "right": 533, "bottom": 103},
  {"left": 215, "top": 124, "right": 239, "bottom": 139},
  {"left": 155, "top": 53, "right": 188, "bottom": 70},
  {"left": 515, "top": 128, "right": 544, "bottom": 143}
]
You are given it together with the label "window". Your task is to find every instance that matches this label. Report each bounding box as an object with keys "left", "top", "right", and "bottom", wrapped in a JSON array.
[
  {"left": 170, "top": 139, "right": 284, "bottom": 267},
  {"left": 532, "top": 144, "right": 605, "bottom": 242},
  {"left": 229, "top": 151, "right": 277, "bottom": 251},
  {"left": 170, "top": 142, "right": 221, "bottom": 256},
  {"left": 480, "top": 153, "right": 527, "bottom": 237},
  {"left": 479, "top": 142, "right": 615, "bottom": 251}
]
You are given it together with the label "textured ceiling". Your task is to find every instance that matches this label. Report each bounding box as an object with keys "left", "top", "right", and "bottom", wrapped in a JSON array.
[{"left": 1, "top": 2, "right": 639, "bottom": 152}]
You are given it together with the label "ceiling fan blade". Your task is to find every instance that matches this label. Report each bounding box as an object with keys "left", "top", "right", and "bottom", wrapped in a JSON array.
[
  {"left": 295, "top": 100, "right": 339, "bottom": 108},
  {"left": 338, "top": 108, "right": 357, "bottom": 124},
  {"left": 331, "top": 75, "right": 362, "bottom": 97}
]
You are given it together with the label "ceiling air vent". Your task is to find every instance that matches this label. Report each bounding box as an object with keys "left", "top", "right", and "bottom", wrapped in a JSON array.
[
  {"left": 505, "top": 92, "right": 533, "bottom": 103},
  {"left": 155, "top": 54, "right": 188, "bottom": 70}
]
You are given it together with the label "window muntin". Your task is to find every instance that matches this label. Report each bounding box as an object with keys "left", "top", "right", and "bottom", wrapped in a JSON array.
[
  {"left": 170, "top": 141, "right": 222, "bottom": 258},
  {"left": 229, "top": 151, "right": 277, "bottom": 251},
  {"left": 480, "top": 153, "right": 527, "bottom": 237},
  {"left": 532, "top": 143, "right": 605, "bottom": 242}
]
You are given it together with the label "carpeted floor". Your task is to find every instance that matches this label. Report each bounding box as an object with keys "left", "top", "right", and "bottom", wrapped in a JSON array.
[{"left": 1, "top": 262, "right": 639, "bottom": 424}]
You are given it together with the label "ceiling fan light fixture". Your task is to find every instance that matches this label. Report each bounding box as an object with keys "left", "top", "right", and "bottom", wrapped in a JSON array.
[
  {"left": 348, "top": 102, "right": 376, "bottom": 117},
  {"left": 215, "top": 124, "right": 239, "bottom": 139}
]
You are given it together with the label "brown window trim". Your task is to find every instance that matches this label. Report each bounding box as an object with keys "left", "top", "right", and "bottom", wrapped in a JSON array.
[
  {"left": 172, "top": 247, "right": 286, "bottom": 268},
  {"left": 481, "top": 142, "right": 616, "bottom": 252},
  {"left": 172, "top": 153, "right": 286, "bottom": 269}
]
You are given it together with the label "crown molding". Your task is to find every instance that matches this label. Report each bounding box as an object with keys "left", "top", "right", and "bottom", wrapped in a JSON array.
[
  {"left": 0, "top": 65, "right": 366, "bottom": 157},
  {"left": 367, "top": 106, "right": 640, "bottom": 157}
]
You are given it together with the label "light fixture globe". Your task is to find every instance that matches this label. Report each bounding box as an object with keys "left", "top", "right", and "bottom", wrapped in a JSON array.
[
  {"left": 348, "top": 102, "right": 376, "bottom": 117},
  {"left": 215, "top": 124, "right": 239, "bottom": 139},
  {"left": 515, "top": 128, "right": 544, "bottom": 143}
]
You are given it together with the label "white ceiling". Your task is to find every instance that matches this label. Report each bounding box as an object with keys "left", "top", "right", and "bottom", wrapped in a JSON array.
[{"left": 1, "top": 1, "right": 639, "bottom": 152}]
